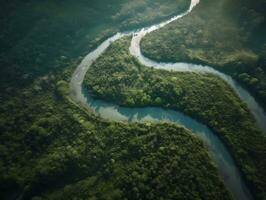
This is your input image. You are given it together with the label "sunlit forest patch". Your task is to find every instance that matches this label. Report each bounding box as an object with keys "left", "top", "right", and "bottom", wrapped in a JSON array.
[
  {"left": 1, "top": 0, "right": 266, "bottom": 199},
  {"left": 141, "top": 0, "right": 266, "bottom": 108},
  {"left": 85, "top": 37, "right": 266, "bottom": 199},
  {"left": 0, "top": 0, "right": 189, "bottom": 92}
]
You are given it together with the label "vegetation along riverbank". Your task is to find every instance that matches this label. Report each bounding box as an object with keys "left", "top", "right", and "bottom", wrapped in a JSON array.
[
  {"left": 85, "top": 37, "right": 266, "bottom": 199},
  {"left": 141, "top": 0, "right": 266, "bottom": 110}
]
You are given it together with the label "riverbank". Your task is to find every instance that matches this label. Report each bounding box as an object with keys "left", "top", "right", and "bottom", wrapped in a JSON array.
[
  {"left": 141, "top": 0, "right": 266, "bottom": 112},
  {"left": 84, "top": 37, "right": 266, "bottom": 199}
]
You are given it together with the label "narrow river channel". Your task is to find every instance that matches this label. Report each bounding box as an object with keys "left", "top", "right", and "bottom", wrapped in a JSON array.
[{"left": 70, "top": 0, "right": 266, "bottom": 199}]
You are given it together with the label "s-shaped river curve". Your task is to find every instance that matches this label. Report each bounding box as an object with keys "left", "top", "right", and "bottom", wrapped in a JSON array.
[{"left": 70, "top": 0, "right": 266, "bottom": 199}]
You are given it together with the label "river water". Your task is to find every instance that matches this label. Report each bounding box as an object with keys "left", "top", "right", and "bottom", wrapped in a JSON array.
[{"left": 70, "top": 0, "right": 266, "bottom": 199}]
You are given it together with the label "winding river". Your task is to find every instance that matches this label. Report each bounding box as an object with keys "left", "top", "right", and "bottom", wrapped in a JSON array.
[{"left": 70, "top": 0, "right": 266, "bottom": 199}]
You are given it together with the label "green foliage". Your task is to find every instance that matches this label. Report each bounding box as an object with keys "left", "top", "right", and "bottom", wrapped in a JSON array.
[
  {"left": 0, "top": 1, "right": 232, "bottom": 196},
  {"left": 0, "top": 0, "right": 189, "bottom": 92},
  {"left": 37, "top": 123, "right": 231, "bottom": 200},
  {"left": 85, "top": 37, "right": 266, "bottom": 199},
  {"left": 55, "top": 80, "right": 69, "bottom": 99},
  {"left": 1, "top": 0, "right": 265, "bottom": 199},
  {"left": 141, "top": 0, "right": 266, "bottom": 109},
  {"left": 0, "top": 75, "right": 231, "bottom": 199}
]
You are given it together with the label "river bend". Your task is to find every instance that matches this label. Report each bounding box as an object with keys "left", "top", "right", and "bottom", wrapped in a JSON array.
[{"left": 70, "top": 0, "right": 266, "bottom": 199}]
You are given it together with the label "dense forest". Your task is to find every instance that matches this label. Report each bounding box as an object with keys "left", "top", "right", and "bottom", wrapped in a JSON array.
[
  {"left": 1, "top": 0, "right": 266, "bottom": 199},
  {"left": 0, "top": 0, "right": 232, "bottom": 199},
  {"left": 141, "top": 0, "right": 266, "bottom": 108},
  {"left": 0, "top": 76, "right": 231, "bottom": 199},
  {"left": 84, "top": 37, "right": 266, "bottom": 199},
  {"left": 0, "top": 0, "right": 189, "bottom": 93}
]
